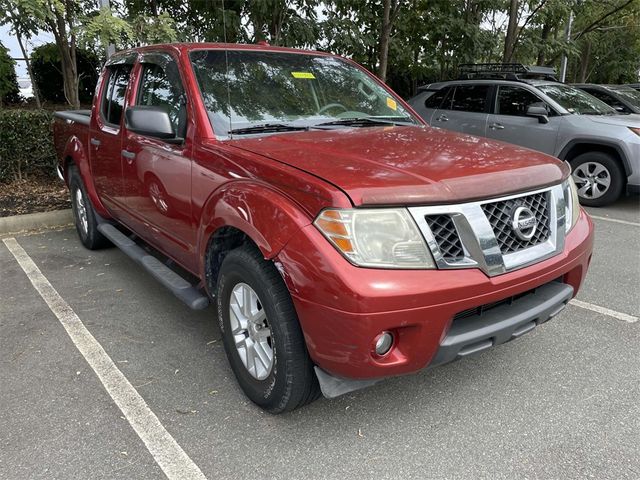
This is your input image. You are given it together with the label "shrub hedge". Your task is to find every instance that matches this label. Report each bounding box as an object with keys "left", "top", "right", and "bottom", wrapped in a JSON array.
[{"left": 0, "top": 109, "right": 57, "bottom": 183}]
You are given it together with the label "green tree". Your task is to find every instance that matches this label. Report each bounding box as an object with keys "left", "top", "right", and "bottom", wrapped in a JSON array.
[{"left": 0, "top": 42, "right": 21, "bottom": 106}]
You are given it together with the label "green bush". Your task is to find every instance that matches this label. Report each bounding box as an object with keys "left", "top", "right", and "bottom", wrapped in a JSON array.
[{"left": 0, "top": 109, "right": 57, "bottom": 183}]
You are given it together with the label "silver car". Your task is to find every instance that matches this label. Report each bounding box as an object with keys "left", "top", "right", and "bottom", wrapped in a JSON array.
[{"left": 409, "top": 79, "right": 640, "bottom": 206}]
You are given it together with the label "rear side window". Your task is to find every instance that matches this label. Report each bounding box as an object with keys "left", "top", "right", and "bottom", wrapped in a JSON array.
[
  {"left": 450, "top": 85, "right": 490, "bottom": 113},
  {"left": 424, "top": 87, "right": 451, "bottom": 109},
  {"left": 101, "top": 65, "right": 132, "bottom": 126},
  {"left": 497, "top": 86, "right": 545, "bottom": 116}
]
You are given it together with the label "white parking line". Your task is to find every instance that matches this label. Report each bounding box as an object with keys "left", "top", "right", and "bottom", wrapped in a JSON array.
[
  {"left": 569, "top": 299, "right": 638, "bottom": 323},
  {"left": 2, "top": 238, "right": 208, "bottom": 480},
  {"left": 589, "top": 215, "right": 640, "bottom": 227}
]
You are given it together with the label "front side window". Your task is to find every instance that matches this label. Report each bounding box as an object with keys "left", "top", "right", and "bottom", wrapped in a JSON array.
[
  {"left": 537, "top": 84, "right": 616, "bottom": 115},
  {"left": 101, "top": 65, "right": 132, "bottom": 126},
  {"left": 137, "top": 60, "right": 186, "bottom": 137},
  {"left": 497, "top": 86, "right": 546, "bottom": 116},
  {"left": 189, "top": 50, "right": 419, "bottom": 137},
  {"left": 450, "top": 85, "right": 489, "bottom": 113}
]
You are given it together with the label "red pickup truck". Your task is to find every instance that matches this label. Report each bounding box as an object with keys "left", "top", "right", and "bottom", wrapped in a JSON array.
[{"left": 54, "top": 43, "right": 594, "bottom": 413}]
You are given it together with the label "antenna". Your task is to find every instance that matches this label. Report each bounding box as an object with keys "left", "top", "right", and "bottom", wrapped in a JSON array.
[{"left": 221, "top": 0, "right": 233, "bottom": 138}]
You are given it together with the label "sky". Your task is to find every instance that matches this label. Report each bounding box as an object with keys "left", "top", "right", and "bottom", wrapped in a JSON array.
[{"left": 1, "top": 24, "right": 55, "bottom": 79}]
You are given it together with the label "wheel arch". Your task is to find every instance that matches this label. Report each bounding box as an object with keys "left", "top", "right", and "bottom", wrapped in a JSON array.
[
  {"left": 558, "top": 139, "right": 630, "bottom": 178},
  {"left": 61, "top": 135, "right": 111, "bottom": 218},
  {"left": 197, "top": 181, "right": 313, "bottom": 295}
]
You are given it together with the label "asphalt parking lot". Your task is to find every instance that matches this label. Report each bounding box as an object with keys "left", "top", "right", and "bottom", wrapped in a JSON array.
[{"left": 1, "top": 197, "right": 638, "bottom": 480}]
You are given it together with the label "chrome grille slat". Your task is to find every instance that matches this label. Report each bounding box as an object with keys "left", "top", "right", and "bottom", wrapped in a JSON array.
[
  {"left": 425, "top": 215, "right": 465, "bottom": 262},
  {"left": 481, "top": 192, "right": 551, "bottom": 255}
]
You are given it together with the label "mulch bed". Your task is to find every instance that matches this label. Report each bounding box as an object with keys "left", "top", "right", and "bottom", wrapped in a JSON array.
[{"left": 0, "top": 176, "right": 71, "bottom": 217}]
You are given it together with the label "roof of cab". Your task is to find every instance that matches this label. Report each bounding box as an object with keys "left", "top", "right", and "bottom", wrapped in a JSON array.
[{"left": 107, "top": 42, "right": 330, "bottom": 61}]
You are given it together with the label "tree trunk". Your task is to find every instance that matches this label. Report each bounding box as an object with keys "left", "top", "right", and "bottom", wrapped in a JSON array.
[
  {"left": 578, "top": 40, "right": 591, "bottom": 82},
  {"left": 503, "top": 0, "right": 519, "bottom": 62},
  {"left": 15, "top": 31, "right": 42, "bottom": 109},
  {"left": 536, "top": 21, "right": 551, "bottom": 65},
  {"left": 48, "top": 7, "right": 80, "bottom": 108},
  {"left": 377, "top": 0, "right": 392, "bottom": 81}
]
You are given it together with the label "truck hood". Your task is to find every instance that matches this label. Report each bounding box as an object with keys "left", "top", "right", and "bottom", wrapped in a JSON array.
[{"left": 228, "top": 126, "right": 568, "bottom": 206}]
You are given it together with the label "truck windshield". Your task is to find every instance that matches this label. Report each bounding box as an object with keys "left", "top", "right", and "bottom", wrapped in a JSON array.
[
  {"left": 538, "top": 84, "right": 617, "bottom": 115},
  {"left": 189, "top": 49, "right": 419, "bottom": 137}
]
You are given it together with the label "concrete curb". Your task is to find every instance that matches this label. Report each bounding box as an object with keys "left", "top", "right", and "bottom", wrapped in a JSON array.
[{"left": 0, "top": 209, "right": 73, "bottom": 236}]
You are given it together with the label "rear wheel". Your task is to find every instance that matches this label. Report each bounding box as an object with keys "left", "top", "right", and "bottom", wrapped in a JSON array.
[
  {"left": 69, "top": 166, "right": 110, "bottom": 250},
  {"left": 570, "top": 152, "right": 624, "bottom": 207},
  {"left": 216, "top": 245, "right": 320, "bottom": 413}
]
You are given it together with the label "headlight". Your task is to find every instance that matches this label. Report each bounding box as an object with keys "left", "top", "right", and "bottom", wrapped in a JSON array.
[
  {"left": 563, "top": 177, "right": 580, "bottom": 233},
  {"left": 314, "top": 208, "right": 435, "bottom": 269}
]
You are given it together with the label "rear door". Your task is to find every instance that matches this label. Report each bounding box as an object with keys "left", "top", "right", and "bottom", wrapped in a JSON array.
[
  {"left": 431, "top": 84, "right": 490, "bottom": 137},
  {"left": 91, "top": 61, "right": 134, "bottom": 214},
  {"left": 485, "top": 85, "right": 559, "bottom": 154},
  {"left": 120, "top": 52, "right": 195, "bottom": 268}
]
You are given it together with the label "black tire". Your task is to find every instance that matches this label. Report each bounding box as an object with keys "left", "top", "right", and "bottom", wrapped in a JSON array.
[
  {"left": 570, "top": 152, "right": 624, "bottom": 207},
  {"left": 69, "top": 165, "right": 110, "bottom": 250},
  {"left": 216, "top": 245, "right": 320, "bottom": 413}
]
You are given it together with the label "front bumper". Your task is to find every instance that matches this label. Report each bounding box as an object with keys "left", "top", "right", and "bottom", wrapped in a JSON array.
[{"left": 277, "top": 209, "right": 594, "bottom": 383}]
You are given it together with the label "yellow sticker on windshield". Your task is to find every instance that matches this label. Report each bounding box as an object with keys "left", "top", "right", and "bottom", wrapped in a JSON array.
[
  {"left": 291, "top": 71, "right": 316, "bottom": 79},
  {"left": 386, "top": 97, "right": 397, "bottom": 110}
]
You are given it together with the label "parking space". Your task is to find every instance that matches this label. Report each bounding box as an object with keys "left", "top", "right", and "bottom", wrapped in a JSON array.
[{"left": 1, "top": 200, "right": 638, "bottom": 479}]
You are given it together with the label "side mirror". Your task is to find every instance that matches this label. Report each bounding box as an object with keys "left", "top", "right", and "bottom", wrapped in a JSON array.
[
  {"left": 125, "top": 106, "right": 175, "bottom": 139},
  {"left": 526, "top": 105, "right": 549, "bottom": 124},
  {"left": 614, "top": 106, "right": 626, "bottom": 113}
]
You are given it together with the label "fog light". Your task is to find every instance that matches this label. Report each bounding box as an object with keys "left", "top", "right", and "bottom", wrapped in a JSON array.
[{"left": 374, "top": 332, "right": 394, "bottom": 356}]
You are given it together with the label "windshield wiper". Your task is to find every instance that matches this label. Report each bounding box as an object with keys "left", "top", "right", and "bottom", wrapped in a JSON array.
[
  {"left": 313, "top": 117, "right": 413, "bottom": 128},
  {"left": 229, "top": 123, "right": 309, "bottom": 135}
]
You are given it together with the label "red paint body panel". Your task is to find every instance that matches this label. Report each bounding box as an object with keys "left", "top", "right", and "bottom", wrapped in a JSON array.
[
  {"left": 53, "top": 43, "right": 594, "bottom": 383},
  {"left": 278, "top": 210, "right": 593, "bottom": 379}
]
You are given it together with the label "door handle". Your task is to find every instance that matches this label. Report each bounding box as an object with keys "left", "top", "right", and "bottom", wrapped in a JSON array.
[
  {"left": 90, "top": 137, "right": 101, "bottom": 147},
  {"left": 121, "top": 150, "right": 136, "bottom": 163},
  {"left": 489, "top": 123, "right": 504, "bottom": 130},
  {"left": 436, "top": 114, "right": 448, "bottom": 122}
]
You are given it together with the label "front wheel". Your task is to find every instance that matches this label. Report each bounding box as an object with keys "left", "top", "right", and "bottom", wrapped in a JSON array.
[
  {"left": 217, "top": 245, "right": 319, "bottom": 413},
  {"left": 570, "top": 152, "right": 624, "bottom": 207}
]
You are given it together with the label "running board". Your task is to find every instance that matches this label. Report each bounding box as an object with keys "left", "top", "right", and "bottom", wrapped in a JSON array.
[{"left": 97, "top": 223, "right": 209, "bottom": 310}]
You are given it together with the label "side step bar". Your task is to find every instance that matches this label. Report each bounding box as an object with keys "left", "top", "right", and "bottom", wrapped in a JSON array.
[{"left": 97, "top": 224, "right": 209, "bottom": 310}]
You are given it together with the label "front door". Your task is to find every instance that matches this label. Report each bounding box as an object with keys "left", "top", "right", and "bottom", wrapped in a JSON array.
[
  {"left": 121, "top": 53, "right": 195, "bottom": 269},
  {"left": 485, "top": 85, "right": 559, "bottom": 155}
]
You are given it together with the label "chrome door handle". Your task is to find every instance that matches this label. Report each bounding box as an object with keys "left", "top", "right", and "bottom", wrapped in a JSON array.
[
  {"left": 90, "top": 137, "right": 101, "bottom": 146},
  {"left": 121, "top": 150, "right": 136, "bottom": 163},
  {"left": 489, "top": 123, "right": 504, "bottom": 130},
  {"left": 436, "top": 114, "right": 448, "bottom": 122}
]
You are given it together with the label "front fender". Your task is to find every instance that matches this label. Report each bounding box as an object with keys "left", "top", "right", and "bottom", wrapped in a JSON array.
[
  {"left": 197, "top": 181, "right": 313, "bottom": 277},
  {"left": 61, "top": 135, "right": 111, "bottom": 218}
]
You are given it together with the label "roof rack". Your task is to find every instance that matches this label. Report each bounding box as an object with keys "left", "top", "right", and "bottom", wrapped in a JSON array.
[{"left": 458, "top": 63, "right": 558, "bottom": 82}]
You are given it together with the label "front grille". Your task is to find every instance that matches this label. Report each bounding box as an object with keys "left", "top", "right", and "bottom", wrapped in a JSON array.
[
  {"left": 482, "top": 192, "right": 551, "bottom": 255},
  {"left": 453, "top": 286, "right": 539, "bottom": 321},
  {"left": 426, "top": 214, "right": 465, "bottom": 262}
]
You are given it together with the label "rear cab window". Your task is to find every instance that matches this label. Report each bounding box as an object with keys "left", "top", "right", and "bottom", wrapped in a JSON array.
[
  {"left": 450, "top": 85, "right": 490, "bottom": 113},
  {"left": 101, "top": 64, "right": 133, "bottom": 127}
]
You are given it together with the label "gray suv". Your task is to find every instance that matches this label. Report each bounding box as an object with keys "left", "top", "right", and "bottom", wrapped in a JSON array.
[{"left": 409, "top": 75, "right": 640, "bottom": 206}]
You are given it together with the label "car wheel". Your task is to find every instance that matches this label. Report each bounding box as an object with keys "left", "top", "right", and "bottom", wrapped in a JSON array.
[
  {"left": 217, "top": 245, "right": 320, "bottom": 413},
  {"left": 570, "top": 152, "right": 624, "bottom": 207},
  {"left": 69, "top": 165, "right": 110, "bottom": 250}
]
